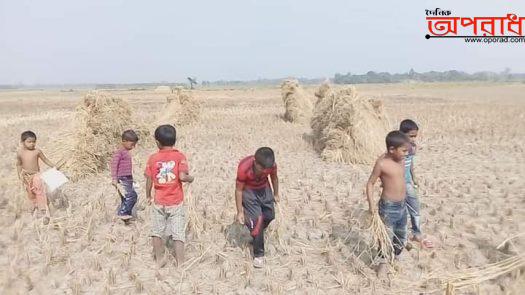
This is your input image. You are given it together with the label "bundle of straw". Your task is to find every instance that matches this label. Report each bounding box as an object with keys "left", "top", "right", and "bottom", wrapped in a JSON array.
[
  {"left": 267, "top": 203, "right": 288, "bottom": 251},
  {"left": 367, "top": 211, "right": 394, "bottom": 264},
  {"left": 184, "top": 186, "right": 204, "bottom": 239},
  {"left": 54, "top": 92, "right": 149, "bottom": 180},
  {"left": 443, "top": 255, "right": 525, "bottom": 294},
  {"left": 158, "top": 89, "right": 200, "bottom": 126},
  {"left": 310, "top": 86, "right": 390, "bottom": 165},
  {"left": 281, "top": 79, "right": 313, "bottom": 123},
  {"left": 314, "top": 82, "right": 332, "bottom": 105}
]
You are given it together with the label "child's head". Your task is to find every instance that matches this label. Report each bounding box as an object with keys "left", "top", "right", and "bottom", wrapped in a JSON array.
[
  {"left": 21, "top": 130, "right": 37, "bottom": 150},
  {"left": 154, "top": 125, "right": 176, "bottom": 148},
  {"left": 385, "top": 131, "right": 409, "bottom": 161},
  {"left": 399, "top": 119, "right": 419, "bottom": 144},
  {"left": 254, "top": 147, "right": 275, "bottom": 174},
  {"left": 121, "top": 129, "right": 139, "bottom": 150}
]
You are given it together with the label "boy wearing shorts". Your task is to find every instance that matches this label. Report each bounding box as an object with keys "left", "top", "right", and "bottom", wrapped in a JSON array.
[{"left": 145, "top": 125, "right": 194, "bottom": 267}]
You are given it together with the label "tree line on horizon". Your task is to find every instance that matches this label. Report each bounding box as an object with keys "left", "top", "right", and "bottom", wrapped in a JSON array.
[
  {"left": 332, "top": 68, "right": 524, "bottom": 84},
  {"left": 2, "top": 69, "right": 524, "bottom": 90}
]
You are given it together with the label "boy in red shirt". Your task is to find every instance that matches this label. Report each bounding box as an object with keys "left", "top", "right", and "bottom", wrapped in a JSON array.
[
  {"left": 235, "top": 147, "right": 279, "bottom": 268},
  {"left": 145, "top": 125, "right": 194, "bottom": 267}
]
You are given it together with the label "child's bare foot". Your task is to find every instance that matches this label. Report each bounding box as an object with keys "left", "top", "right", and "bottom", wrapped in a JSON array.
[
  {"left": 411, "top": 234, "right": 423, "bottom": 242},
  {"left": 376, "top": 262, "right": 389, "bottom": 278},
  {"left": 412, "top": 235, "right": 434, "bottom": 248},
  {"left": 420, "top": 239, "right": 434, "bottom": 249},
  {"left": 156, "top": 256, "right": 168, "bottom": 268}
]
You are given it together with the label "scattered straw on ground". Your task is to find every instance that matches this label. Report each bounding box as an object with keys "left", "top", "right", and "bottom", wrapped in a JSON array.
[
  {"left": 158, "top": 88, "right": 200, "bottom": 127},
  {"left": 55, "top": 91, "right": 149, "bottom": 180},
  {"left": 281, "top": 79, "right": 313, "bottom": 123},
  {"left": 310, "top": 86, "right": 390, "bottom": 164},
  {"left": 437, "top": 255, "right": 525, "bottom": 294}
]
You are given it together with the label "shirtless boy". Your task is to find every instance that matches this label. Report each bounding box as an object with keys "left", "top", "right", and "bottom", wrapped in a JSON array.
[
  {"left": 366, "top": 131, "right": 409, "bottom": 274},
  {"left": 16, "top": 131, "right": 57, "bottom": 223}
]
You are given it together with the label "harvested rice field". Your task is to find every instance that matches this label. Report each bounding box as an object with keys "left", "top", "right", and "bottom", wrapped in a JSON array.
[{"left": 0, "top": 82, "right": 524, "bottom": 294}]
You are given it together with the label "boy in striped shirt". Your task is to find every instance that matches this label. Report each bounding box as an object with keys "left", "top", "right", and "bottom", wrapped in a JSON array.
[{"left": 110, "top": 130, "right": 139, "bottom": 222}]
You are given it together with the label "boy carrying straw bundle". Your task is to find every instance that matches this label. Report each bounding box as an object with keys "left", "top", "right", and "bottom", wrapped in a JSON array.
[
  {"left": 365, "top": 131, "right": 409, "bottom": 276},
  {"left": 235, "top": 147, "right": 280, "bottom": 268},
  {"left": 16, "top": 131, "right": 57, "bottom": 224},
  {"left": 110, "top": 130, "right": 139, "bottom": 223}
]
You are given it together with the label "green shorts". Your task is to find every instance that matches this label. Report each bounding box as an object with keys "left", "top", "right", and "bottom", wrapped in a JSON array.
[{"left": 150, "top": 203, "right": 186, "bottom": 242}]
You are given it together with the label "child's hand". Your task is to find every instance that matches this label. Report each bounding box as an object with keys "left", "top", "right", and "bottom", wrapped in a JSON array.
[
  {"left": 274, "top": 193, "right": 280, "bottom": 203},
  {"left": 236, "top": 212, "right": 244, "bottom": 224}
]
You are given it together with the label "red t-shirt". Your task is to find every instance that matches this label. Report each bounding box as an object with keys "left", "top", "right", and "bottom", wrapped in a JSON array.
[
  {"left": 236, "top": 156, "right": 277, "bottom": 190},
  {"left": 145, "top": 149, "right": 189, "bottom": 206}
]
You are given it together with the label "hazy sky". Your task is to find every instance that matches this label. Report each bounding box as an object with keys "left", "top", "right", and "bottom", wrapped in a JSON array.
[{"left": 1, "top": 0, "right": 524, "bottom": 84}]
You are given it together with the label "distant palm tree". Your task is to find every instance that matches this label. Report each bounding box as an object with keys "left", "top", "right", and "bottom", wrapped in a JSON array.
[{"left": 187, "top": 77, "right": 197, "bottom": 89}]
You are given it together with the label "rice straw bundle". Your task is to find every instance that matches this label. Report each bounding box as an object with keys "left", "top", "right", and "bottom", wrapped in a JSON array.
[
  {"left": 184, "top": 186, "right": 204, "bottom": 239},
  {"left": 55, "top": 92, "right": 149, "bottom": 180},
  {"left": 281, "top": 79, "right": 313, "bottom": 123},
  {"left": 310, "top": 86, "right": 390, "bottom": 164},
  {"left": 443, "top": 254, "right": 525, "bottom": 294},
  {"left": 267, "top": 203, "right": 288, "bottom": 251},
  {"left": 314, "top": 82, "right": 332, "bottom": 105},
  {"left": 158, "top": 89, "right": 200, "bottom": 126},
  {"left": 367, "top": 211, "right": 394, "bottom": 264}
]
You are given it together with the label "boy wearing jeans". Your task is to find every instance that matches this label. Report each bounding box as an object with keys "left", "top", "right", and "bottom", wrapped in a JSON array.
[
  {"left": 399, "top": 119, "right": 433, "bottom": 248},
  {"left": 145, "top": 125, "right": 194, "bottom": 267},
  {"left": 366, "top": 131, "right": 409, "bottom": 276},
  {"left": 110, "top": 130, "right": 139, "bottom": 221}
]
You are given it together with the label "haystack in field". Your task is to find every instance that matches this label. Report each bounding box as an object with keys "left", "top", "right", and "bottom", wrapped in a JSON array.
[
  {"left": 314, "top": 82, "right": 333, "bottom": 106},
  {"left": 281, "top": 79, "right": 313, "bottom": 123},
  {"left": 314, "top": 82, "right": 332, "bottom": 100},
  {"left": 155, "top": 85, "right": 171, "bottom": 93},
  {"left": 311, "top": 86, "right": 390, "bottom": 164},
  {"left": 157, "top": 89, "right": 200, "bottom": 126},
  {"left": 57, "top": 92, "right": 149, "bottom": 180}
]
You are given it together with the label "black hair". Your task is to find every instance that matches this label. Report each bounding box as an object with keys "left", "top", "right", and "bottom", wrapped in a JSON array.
[
  {"left": 399, "top": 119, "right": 419, "bottom": 133},
  {"left": 154, "top": 125, "right": 176, "bottom": 147},
  {"left": 122, "top": 129, "right": 139, "bottom": 142},
  {"left": 21, "top": 130, "right": 37, "bottom": 142},
  {"left": 254, "top": 147, "right": 275, "bottom": 169},
  {"left": 386, "top": 131, "right": 409, "bottom": 150}
]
